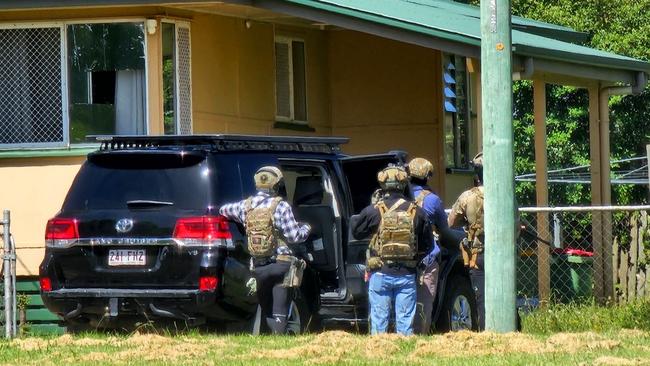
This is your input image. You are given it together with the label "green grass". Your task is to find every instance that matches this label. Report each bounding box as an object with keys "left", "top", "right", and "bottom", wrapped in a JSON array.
[
  {"left": 2, "top": 301, "right": 650, "bottom": 365},
  {"left": 522, "top": 299, "right": 650, "bottom": 333}
]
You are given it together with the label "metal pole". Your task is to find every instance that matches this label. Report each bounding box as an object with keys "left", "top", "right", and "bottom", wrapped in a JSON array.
[
  {"left": 3, "top": 210, "right": 12, "bottom": 338},
  {"left": 480, "top": 0, "right": 517, "bottom": 332},
  {"left": 646, "top": 144, "right": 649, "bottom": 202}
]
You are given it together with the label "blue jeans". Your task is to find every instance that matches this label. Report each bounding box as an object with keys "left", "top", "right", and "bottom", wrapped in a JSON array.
[{"left": 368, "top": 272, "right": 417, "bottom": 335}]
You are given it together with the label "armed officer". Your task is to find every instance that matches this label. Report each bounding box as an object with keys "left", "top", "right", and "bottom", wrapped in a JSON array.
[
  {"left": 407, "top": 157, "right": 447, "bottom": 334},
  {"left": 351, "top": 165, "right": 433, "bottom": 335},
  {"left": 219, "top": 166, "right": 311, "bottom": 334},
  {"left": 447, "top": 153, "right": 485, "bottom": 330}
]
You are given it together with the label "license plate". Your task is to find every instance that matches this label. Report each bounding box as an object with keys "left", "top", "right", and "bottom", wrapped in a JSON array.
[{"left": 108, "top": 249, "right": 146, "bottom": 266}]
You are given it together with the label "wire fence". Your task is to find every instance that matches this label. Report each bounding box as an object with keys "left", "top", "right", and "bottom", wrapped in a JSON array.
[{"left": 517, "top": 206, "right": 650, "bottom": 307}]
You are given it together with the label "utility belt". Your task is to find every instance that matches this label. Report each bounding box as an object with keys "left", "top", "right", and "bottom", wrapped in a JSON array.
[
  {"left": 366, "top": 256, "right": 417, "bottom": 272},
  {"left": 460, "top": 235, "right": 484, "bottom": 269}
]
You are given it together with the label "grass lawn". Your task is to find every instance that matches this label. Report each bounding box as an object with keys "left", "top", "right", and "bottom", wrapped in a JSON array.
[
  {"left": 0, "top": 329, "right": 649, "bottom": 365},
  {"left": 4, "top": 301, "right": 650, "bottom": 365}
]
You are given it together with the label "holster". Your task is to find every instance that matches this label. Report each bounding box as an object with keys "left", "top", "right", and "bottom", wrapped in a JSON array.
[
  {"left": 281, "top": 256, "right": 306, "bottom": 288},
  {"left": 460, "top": 238, "right": 472, "bottom": 268}
]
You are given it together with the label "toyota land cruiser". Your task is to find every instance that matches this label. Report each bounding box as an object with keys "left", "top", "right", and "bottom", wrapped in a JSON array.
[{"left": 40, "top": 135, "right": 475, "bottom": 333}]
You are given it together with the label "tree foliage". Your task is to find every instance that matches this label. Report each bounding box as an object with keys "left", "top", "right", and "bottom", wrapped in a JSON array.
[{"left": 468, "top": 0, "right": 650, "bottom": 205}]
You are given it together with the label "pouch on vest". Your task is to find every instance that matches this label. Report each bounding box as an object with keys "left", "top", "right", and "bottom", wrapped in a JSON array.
[
  {"left": 245, "top": 197, "right": 283, "bottom": 257},
  {"left": 375, "top": 199, "right": 417, "bottom": 261},
  {"left": 281, "top": 256, "right": 306, "bottom": 288}
]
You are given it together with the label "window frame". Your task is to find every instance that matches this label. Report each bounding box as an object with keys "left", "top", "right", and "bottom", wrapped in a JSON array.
[
  {"left": 161, "top": 19, "right": 192, "bottom": 136},
  {"left": 442, "top": 53, "right": 473, "bottom": 170},
  {"left": 274, "top": 35, "right": 308, "bottom": 125},
  {"left": 0, "top": 19, "right": 150, "bottom": 150}
]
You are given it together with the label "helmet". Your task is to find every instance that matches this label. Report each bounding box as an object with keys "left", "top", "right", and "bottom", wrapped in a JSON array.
[
  {"left": 471, "top": 152, "right": 483, "bottom": 168},
  {"left": 407, "top": 157, "right": 434, "bottom": 180},
  {"left": 377, "top": 165, "right": 408, "bottom": 191},
  {"left": 471, "top": 152, "right": 483, "bottom": 183},
  {"left": 254, "top": 166, "right": 284, "bottom": 194}
]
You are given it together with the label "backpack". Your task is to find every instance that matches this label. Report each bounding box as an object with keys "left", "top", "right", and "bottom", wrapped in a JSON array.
[
  {"left": 244, "top": 196, "right": 284, "bottom": 257},
  {"left": 467, "top": 187, "right": 484, "bottom": 244},
  {"left": 373, "top": 199, "right": 417, "bottom": 261}
]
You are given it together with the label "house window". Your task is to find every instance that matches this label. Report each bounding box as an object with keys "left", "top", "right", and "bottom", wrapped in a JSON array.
[
  {"left": 67, "top": 22, "right": 147, "bottom": 144},
  {"left": 0, "top": 20, "right": 193, "bottom": 149},
  {"left": 443, "top": 54, "right": 471, "bottom": 169},
  {"left": 162, "top": 21, "right": 192, "bottom": 135},
  {"left": 0, "top": 26, "right": 64, "bottom": 147},
  {"left": 275, "top": 37, "right": 307, "bottom": 123}
]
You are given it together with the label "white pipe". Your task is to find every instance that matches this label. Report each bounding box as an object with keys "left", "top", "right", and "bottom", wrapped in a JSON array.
[{"left": 519, "top": 205, "right": 650, "bottom": 213}]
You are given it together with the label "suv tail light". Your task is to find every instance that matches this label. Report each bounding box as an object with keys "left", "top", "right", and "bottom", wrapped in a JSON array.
[
  {"left": 199, "top": 276, "right": 219, "bottom": 292},
  {"left": 173, "top": 215, "right": 233, "bottom": 247},
  {"left": 45, "top": 218, "right": 79, "bottom": 248},
  {"left": 40, "top": 277, "right": 52, "bottom": 292}
]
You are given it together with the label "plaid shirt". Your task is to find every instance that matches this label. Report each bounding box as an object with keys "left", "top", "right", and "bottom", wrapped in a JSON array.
[{"left": 219, "top": 192, "right": 311, "bottom": 244}]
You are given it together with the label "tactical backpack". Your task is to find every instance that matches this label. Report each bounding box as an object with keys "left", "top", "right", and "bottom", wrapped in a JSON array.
[
  {"left": 466, "top": 187, "right": 484, "bottom": 245},
  {"left": 462, "top": 187, "right": 484, "bottom": 269},
  {"left": 372, "top": 199, "right": 417, "bottom": 261},
  {"left": 244, "top": 196, "right": 284, "bottom": 257}
]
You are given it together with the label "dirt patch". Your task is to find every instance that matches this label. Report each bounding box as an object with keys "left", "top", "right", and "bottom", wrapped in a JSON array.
[
  {"left": 409, "top": 331, "right": 622, "bottom": 360},
  {"left": 409, "top": 331, "right": 544, "bottom": 359},
  {"left": 591, "top": 356, "right": 648, "bottom": 366},
  {"left": 619, "top": 329, "right": 650, "bottom": 339},
  {"left": 363, "top": 334, "right": 404, "bottom": 359},
  {"left": 12, "top": 338, "right": 49, "bottom": 352},
  {"left": 51, "top": 332, "right": 230, "bottom": 364},
  {"left": 547, "top": 332, "right": 621, "bottom": 352}
]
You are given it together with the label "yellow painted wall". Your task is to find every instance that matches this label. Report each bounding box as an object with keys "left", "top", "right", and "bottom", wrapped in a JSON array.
[
  {"left": 0, "top": 8, "right": 456, "bottom": 276},
  {"left": 191, "top": 14, "right": 332, "bottom": 136},
  {"left": 328, "top": 31, "right": 446, "bottom": 196},
  {"left": 0, "top": 157, "right": 85, "bottom": 276}
]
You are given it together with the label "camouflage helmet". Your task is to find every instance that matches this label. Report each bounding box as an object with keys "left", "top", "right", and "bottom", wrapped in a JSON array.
[
  {"left": 471, "top": 152, "right": 483, "bottom": 168},
  {"left": 377, "top": 165, "right": 408, "bottom": 191},
  {"left": 254, "top": 166, "right": 284, "bottom": 194},
  {"left": 407, "top": 157, "right": 434, "bottom": 180},
  {"left": 471, "top": 152, "right": 483, "bottom": 183}
]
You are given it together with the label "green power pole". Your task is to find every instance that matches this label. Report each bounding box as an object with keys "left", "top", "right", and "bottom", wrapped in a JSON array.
[{"left": 480, "top": 0, "right": 517, "bottom": 332}]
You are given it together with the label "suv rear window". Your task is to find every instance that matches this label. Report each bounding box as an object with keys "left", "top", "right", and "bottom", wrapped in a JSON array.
[{"left": 62, "top": 152, "right": 211, "bottom": 211}]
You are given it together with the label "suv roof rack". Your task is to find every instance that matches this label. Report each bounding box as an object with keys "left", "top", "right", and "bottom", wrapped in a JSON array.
[{"left": 92, "top": 134, "right": 349, "bottom": 154}]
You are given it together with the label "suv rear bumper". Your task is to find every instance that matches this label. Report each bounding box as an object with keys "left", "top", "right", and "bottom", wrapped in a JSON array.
[{"left": 42, "top": 288, "right": 218, "bottom": 324}]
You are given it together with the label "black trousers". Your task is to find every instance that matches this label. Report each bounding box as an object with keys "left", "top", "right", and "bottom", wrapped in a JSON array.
[
  {"left": 469, "top": 253, "right": 520, "bottom": 331},
  {"left": 469, "top": 253, "right": 485, "bottom": 331},
  {"left": 253, "top": 261, "right": 291, "bottom": 319}
]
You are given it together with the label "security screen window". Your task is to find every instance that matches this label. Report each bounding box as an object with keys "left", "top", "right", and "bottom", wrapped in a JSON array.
[
  {"left": 67, "top": 22, "right": 146, "bottom": 144},
  {"left": 443, "top": 54, "right": 471, "bottom": 169},
  {"left": 162, "top": 22, "right": 176, "bottom": 135},
  {"left": 275, "top": 37, "right": 307, "bottom": 123}
]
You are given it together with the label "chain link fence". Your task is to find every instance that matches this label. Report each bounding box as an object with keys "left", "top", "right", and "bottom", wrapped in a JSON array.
[{"left": 517, "top": 206, "right": 650, "bottom": 307}]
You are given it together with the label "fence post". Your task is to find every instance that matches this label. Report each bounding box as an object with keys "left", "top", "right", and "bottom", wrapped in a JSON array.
[
  {"left": 646, "top": 144, "right": 649, "bottom": 201},
  {"left": 2, "top": 210, "right": 15, "bottom": 339}
]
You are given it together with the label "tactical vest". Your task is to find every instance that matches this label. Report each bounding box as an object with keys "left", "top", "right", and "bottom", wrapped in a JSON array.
[
  {"left": 244, "top": 196, "right": 285, "bottom": 257},
  {"left": 466, "top": 187, "right": 485, "bottom": 249},
  {"left": 371, "top": 199, "right": 417, "bottom": 262}
]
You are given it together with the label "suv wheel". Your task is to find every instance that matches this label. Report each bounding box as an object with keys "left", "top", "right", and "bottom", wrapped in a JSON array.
[{"left": 436, "top": 274, "right": 477, "bottom": 332}]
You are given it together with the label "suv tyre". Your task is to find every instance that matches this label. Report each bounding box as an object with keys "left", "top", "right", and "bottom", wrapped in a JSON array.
[{"left": 436, "top": 274, "right": 477, "bottom": 332}]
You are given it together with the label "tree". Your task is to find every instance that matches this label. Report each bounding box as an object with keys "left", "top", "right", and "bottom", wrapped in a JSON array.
[{"left": 468, "top": 0, "right": 650, "bottom": 205}]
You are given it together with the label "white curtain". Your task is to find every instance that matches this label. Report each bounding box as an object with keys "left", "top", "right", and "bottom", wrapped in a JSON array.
[{"left": 115, "top": 69, "right": 146, "bottom": 134}]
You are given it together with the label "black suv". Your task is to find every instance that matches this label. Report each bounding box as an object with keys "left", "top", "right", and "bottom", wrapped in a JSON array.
[{"left": 40, "top": 135, "right": 475, "bottom": 332}]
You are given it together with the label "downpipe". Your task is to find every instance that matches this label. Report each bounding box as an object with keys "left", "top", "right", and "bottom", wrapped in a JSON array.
[
  {"left": 598, "top": 71, "right": 648, "bottom": 205},
  {"left": 3, "top": 210, "right": 16, "bottom": 339}
]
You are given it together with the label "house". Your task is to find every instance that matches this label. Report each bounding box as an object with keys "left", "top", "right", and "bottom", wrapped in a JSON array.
[{"left": 0, "top": 0, "right": 648, "bottom": 283}]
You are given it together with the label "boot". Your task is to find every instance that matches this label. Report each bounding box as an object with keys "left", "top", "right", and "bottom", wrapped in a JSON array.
[{"left": 265, "top": 316, "right": 287, "bottom": 334}]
